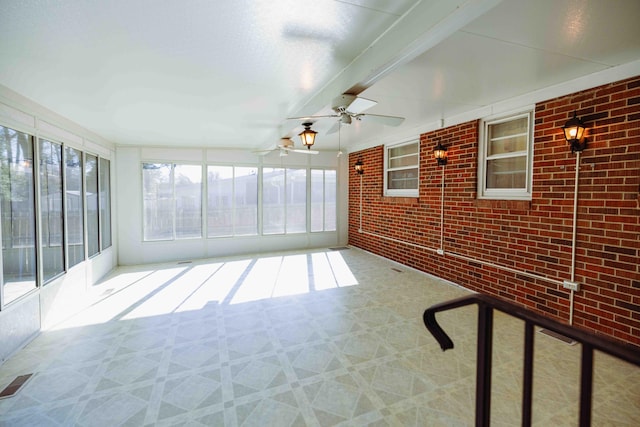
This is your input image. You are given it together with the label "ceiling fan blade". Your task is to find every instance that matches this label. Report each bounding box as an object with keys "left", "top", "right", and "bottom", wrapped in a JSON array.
[
  {"left": 252, "top": 148, "right": 275, "bottom": 155},
  {"left": 359, "top": 113, "right": 405, "bottom": 126},
  {"left": 291, "top": 148, "right": 319, "bottom": 154},
  {"left": 347, "top": 96, "right": 377, "bottom": 114},
  {"left": 286, "top": 114, "right": 338, "bottom": 121}
]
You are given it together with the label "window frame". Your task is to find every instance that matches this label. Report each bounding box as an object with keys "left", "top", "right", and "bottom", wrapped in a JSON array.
[
  {"left": 64, "top": 146, "right": 85, "bottom": 268},
  {"left": 310, "top": 168, "right": 337, "bottom": 233},
  {"left": 142, "top": 162, "right": 203, "bottom": 242},
  {"left": 38, "top": 138, "right": 65, "bottom": 284},
  {"left": 85, "top": 153, "right": 100, "bottom": 258},
  {"left": 478, "top": 110, "right": 534, "bottom": 200},
  {"left": 99, "top": 158, "right": 112, "bottom": 250},
  {"left": 0, "top": 126, "right": 38, "bottom": 304},
  {"left": 384, "top": 139, "right": 420, "bottom": 197},
  {"left": 261, "top": 167, "right": 308, "bottom": 235},
  {"left": 206, "top": 164, "right": 258, "bottom": 238}
]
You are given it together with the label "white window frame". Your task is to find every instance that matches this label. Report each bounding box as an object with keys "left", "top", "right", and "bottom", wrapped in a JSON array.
[
  {"left": 206, "top": 164, "right": 258, "bottom": 238},
  {"left": 478, "top": 110, "right": 534, "bottom": 200},
  {"left": 141, "top": 162, "right": 203, "bottom": 241},
  {"left": 310, "top": 168, "right": 337, "bottom": 233},
  {"left": 384, "top": 139, "right": 420, "bottom": 197}
]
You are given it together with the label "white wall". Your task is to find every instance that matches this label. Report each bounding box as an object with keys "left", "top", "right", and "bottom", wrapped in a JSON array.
[{"left": 116, "top": 146, "right": 349, "bottom": 266}]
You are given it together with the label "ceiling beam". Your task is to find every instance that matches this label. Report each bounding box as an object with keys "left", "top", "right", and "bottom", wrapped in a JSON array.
[{"left": 285, "top": 0, "right": 504, "bottom": 123}]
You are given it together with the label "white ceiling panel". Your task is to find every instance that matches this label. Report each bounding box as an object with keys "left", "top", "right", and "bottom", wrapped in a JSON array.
[
  {"left": 0, "top": 0, "right": 639, "bottom": 152},
  {"left": 462, "top": 0, "right": 640, "bottom": 66}
]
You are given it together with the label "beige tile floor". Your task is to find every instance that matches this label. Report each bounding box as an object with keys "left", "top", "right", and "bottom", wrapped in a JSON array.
[{"left": 0, "top": 247, "right": 638, "bottom": 426}]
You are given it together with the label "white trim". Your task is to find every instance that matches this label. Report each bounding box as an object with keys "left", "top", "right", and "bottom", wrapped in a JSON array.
[
  {"left": 384, "top": 139, "right": 420, "bottom": 197},
  {"left": 478, "top": 110, "right": 534, "bottom": 200}
]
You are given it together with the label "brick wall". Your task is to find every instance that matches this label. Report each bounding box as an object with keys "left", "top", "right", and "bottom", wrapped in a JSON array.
[{"left": 348, "top": 76, "right": 640, "bottom": 345}]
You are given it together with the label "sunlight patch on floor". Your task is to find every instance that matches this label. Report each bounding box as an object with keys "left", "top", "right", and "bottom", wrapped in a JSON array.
[
  {"left": 49, "top": 267, "right": 187, "bottom": 330},
  {"left": 122, "top": 263, "right": 224, "bottom": 320},
  {"left": 271, "top": 254, "right": 309, "bottom": 298},
  {"left": 311, "top": 252, "right": 338, "bottom": 291},
  {"left": 48, "top": 250, "right": 359, "bottom": 329},
  {"left": 327, "top": 250, "right": 358, "bottom": 287},
  {"left": 176, "top": 259, "right": 251, "bottom": 311}
]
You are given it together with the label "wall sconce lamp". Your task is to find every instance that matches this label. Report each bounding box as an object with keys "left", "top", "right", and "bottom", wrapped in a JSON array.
[
  {"left": 562, "top": 111, "right": 587, "bottom": 153},
  {"left": 299, "top": 122, "right": 318, "bottom": 149},
  {"left": 354, "top": 158, "right": 364, "bottom": 175},
  {"left": 433, "top": 141, "right": 448, "bottom": 166}
]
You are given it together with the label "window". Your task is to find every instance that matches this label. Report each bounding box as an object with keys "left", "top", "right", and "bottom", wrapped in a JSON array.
[
  {"left": 263, "top": 168, "right": 307, "bottom": 234},
  {"left": 144, "top": 164, "right": 336, "bottom": 240},
  {"left": 65, "top": 147, "right": 84, "bottom": 268},
  {"left": 263, "top": 168, "right": 285, "bottom": 234},
  {"left": 311, "top": 169, "right": 337, "bottom": 232},
  {"left": 99, "top": 158, "right": 112, "bottom": 249},
  {"left": 207, "top": 165, "right": 257, "bottom": 237},
  {"left": 85, "top": 154, "right": 99, "bottom": 257},
  {"left": 0, "top": 126, "right": 37, "bottom": 303},
  {"left": 0, "top": 128, "right": 112, "bottom": 305},
  {"left": 479, "top": 111, "right": 533, "bottom": 199},
  {"left": 39, "top": 139, "right": 64, "bottom": 282},
  {"left": 143, "top": 163, "right": 202, "bottom": 241},
  {"left": 385, "top": 140, "right": 419, "bottom": 196}
]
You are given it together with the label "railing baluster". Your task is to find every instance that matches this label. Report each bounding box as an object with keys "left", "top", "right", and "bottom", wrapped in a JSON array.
[
  {"left": 579, "top": 344, "right": 594, "bottom": 427},
  {"left": 423, "top": 293, "right": 640, "bottom": 427},
  {"left": 522, "top": 321, "right": 534, "bottom": 427},
  {"left": 476, "top": 303, "right": 493, "bottom": 427}
]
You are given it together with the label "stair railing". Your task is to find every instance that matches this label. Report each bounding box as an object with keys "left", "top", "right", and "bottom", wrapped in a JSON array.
[{"left": 423, "top": 293, "right": 640, "bottom": 427}]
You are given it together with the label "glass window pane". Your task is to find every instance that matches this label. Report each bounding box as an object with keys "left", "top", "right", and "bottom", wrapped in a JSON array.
[
  {"left": 143, "top": 163, "right": 173, "bottom": 241},
  {"left": 310, "top": 169, "right": 337, "bottom": 233},
  {"left": 389, "top": 143, "right": 418, "bottom": 158},
  {"left": 386, "top": 142, "right": 419, "bottom": 194},
  {"left": 207, "top": 165, "right": 233, "bottom": 237},
  {"left": 65, "top": 147, "right": 84, "bottom": 267},
  {"left": 487, "top": 117, "right": 528, "bottom": 156},
  {"left": 1, "top": 126, "right": 36, "bottom": 303},
  {"left": 486, "top": 156, "right": 527, "bottom": 189},
  {"left": 234, "top": 167, "right": 257, "bottom": 236},
  {"left": 99, "top": 158, "right": 112, "bottom": 249},
  {"left": 489, "top": 117, "right": 528, "bottom": 139},
  {"left": 389, "top": 154, "right": 418, "bottom": 168},
  {"left": 324, "top": 170, "right": 336, "bottom": 231},
  {"left": 263, "top": 168, "right": 285, "bottom": 234},
  {"left": 85, "top": 154, "right": 99, "bottom": 257},
  {"left": 310, "top": 170, "right": 324, "bottom": 232},
  {"left": 286, "top": 169, "right": 307, "bottom": 234},
  {"left": 388, "top": 169, "right": 419, "bottom": 189},
  {"left": 39, "top": 139, "right": 64, "bottom": 282},
  {"left": 174, "top": 164, "right": 202, "bottom": 239}
]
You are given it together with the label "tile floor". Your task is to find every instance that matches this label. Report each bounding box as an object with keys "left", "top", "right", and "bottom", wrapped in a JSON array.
[{"left": 0, "top": 247, "right": 638, "bottom": 426}]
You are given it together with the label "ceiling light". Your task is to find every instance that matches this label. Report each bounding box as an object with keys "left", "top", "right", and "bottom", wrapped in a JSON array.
[{"left": 298, "top": 122, "right": 317, "bottom": 149}]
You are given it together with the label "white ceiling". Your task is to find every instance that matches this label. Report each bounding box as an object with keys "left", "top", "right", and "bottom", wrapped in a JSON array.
[{"left": 1, "top": 0, "right": 640, "bottom": 153}]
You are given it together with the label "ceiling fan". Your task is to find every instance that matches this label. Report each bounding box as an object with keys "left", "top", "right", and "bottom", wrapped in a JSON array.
[
  {"left": 288, "top": 94, "right": 405, "bottom": 134},
  {"left": 254, "top": 138, "right": 318, "bottom": 156}
]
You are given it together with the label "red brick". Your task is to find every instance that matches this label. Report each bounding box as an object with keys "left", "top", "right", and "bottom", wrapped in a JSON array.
[{"left": 348, "top": 75, "right": 640, "bottom": 347}]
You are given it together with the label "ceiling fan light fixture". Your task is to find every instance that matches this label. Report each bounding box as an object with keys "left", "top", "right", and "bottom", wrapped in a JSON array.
[{"left": 299, "top": 122, "right": 317, "bottom": 149}]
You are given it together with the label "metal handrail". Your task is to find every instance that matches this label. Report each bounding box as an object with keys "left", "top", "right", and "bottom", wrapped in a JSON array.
[{"left": 423, "top": 293, "right": 640, "bottom": 427}]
